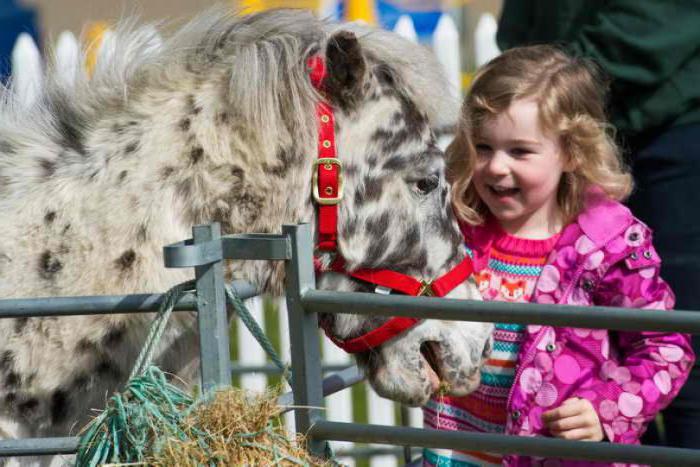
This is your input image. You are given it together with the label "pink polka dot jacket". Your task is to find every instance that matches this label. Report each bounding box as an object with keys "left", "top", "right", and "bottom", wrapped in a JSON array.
[{"left": 461, "top": 188, "right": 695, "bottom": 466}]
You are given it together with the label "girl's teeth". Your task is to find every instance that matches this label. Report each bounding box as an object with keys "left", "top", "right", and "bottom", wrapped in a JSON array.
[{"left": 490, "top": 186, "right": 519, "bottom": 195}]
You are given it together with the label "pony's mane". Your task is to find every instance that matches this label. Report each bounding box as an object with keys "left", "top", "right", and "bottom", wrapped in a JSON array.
[{"left": 0, "top": 6, "right": 458, "bottom": 162}]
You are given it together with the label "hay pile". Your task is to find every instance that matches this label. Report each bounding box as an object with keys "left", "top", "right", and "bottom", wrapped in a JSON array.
[
  {"left": 146, "top": 387, "right": 329, "bottom": 466},
  {"left": 77, "top": 367, "right": 330, "bottom": 467}
]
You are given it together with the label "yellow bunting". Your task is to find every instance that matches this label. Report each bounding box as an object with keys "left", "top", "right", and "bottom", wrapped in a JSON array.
[
  {"left": 238, "top": 0, "right": 266, "bottom": 14},
  {"left": 237, "top": 0, "right": 319, "bottom": 14},
  {"left": 83, "top": 21, "right": 109, "bottom": 77},
  {"left": 345, "top": 0, "right": 377, "bottom": 24},
  {"left": 461, "top": 72, "right": 474, "bottom": 91}
]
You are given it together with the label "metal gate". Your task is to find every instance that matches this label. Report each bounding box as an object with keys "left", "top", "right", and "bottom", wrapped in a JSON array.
[{"left": 2, "top": 222, "right": 700, "bottom": 465}]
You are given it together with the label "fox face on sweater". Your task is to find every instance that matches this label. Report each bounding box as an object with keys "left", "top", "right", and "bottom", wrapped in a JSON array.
[
  {"left": 475, "top": 271, "right": 492, "bottom": 293},
  {"left": 500, "top": 278, "right": 526, "bottom": 301}
]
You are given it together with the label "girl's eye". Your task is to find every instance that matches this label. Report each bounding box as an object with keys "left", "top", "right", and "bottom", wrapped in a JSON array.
[
  {"left": 511, "top": 147, "right": 532, "bottom": 156},
  {"left": 475, "top": 144, "right": 492, "bottom": 158}
]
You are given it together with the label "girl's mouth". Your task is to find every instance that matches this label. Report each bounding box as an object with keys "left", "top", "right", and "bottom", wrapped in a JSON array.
[{"left": 489, "top": 185, "right": 520, "bottom": 198}]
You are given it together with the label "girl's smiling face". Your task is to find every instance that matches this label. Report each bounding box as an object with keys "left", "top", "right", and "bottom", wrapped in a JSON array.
[{"left": 472, "top": 98, "right": 568, "bottom": 238}]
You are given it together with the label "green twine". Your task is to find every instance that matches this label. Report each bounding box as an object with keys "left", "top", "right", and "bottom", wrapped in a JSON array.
[
  {"left": 130, "top": 280, "right": 196, "bottom": 380},
  {"left": 224, "top": 285, "right": 292, "bottom": 384}
]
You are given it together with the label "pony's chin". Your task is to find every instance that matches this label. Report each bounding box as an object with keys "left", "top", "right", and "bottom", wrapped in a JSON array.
[
  {"left": 441, "top": 369, "right": 482, "bottom": 398},
  {"left": 366, "top": 358, "right": 483, "bottom": 407},
  {"left": 367, "top": 368, "right": 482, "bottom": 407},
  {"left": 368, "top": 372, "right": 435, "bottom": 407}
]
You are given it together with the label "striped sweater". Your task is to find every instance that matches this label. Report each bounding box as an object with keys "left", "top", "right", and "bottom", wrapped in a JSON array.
[{"left": 423, "top": 224, "right": 560, "bottom": 466}]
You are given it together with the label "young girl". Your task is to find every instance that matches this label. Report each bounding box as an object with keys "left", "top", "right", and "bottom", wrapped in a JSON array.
[{"left": 423, "top": 45, "right": 695, "bottom": 466}]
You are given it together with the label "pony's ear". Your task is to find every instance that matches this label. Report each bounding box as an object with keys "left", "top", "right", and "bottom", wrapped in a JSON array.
[{"left": 324, "top": 31, "right": 367, "bottom": 108}]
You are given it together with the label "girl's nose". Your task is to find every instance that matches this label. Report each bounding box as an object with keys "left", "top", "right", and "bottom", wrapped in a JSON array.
[{"left": 485, "top": 150, "right": 510, "bottom": 176}]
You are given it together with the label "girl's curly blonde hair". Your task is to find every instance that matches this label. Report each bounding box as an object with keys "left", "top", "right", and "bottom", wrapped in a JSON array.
[{"left": 448, "top": 45, "right": 633, "bottom": 226}]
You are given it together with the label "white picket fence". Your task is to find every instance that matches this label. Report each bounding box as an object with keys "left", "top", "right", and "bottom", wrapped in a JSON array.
[{"left": 6, "top": 11, "right": 500, "bottom": 466}]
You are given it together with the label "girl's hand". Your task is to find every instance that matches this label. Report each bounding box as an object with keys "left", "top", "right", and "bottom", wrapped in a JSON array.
[{"left": 542, "top": 397, "right": 604, "bottom": 441}]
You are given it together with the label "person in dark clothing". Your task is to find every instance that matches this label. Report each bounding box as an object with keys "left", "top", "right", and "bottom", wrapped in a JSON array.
[{"left": 496, "top": 0, "right": 700, "bottom": 448}]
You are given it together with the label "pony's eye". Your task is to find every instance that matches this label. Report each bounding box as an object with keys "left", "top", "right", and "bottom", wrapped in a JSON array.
[{"left": 415, "top": 176, "right": 439, "bottom": 195}]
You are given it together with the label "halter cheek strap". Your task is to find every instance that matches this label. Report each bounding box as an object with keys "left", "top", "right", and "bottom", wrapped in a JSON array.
[
  {"left": 306, "top": 54, "right": 474, "bottom": 354},
  {"left": 326, "top": 317, "right": 421, "bottom": 354},
  {"left": 308, "top": 55, "right": 342, "bottom": 251}
]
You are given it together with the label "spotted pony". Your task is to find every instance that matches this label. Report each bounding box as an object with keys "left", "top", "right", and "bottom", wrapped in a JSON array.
[{"left": 0, "top": 7, "right": 492, "bottom": 461}]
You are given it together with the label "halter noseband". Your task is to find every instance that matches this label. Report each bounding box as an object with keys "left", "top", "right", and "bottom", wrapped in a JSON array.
[{"left": 307, "top": 54, "right": 473, "bottom": 354}]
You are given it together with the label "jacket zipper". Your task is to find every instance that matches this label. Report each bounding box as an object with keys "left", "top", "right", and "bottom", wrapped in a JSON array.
[{"left": 505, "top": 262, "right": 587, "bottom": 429}]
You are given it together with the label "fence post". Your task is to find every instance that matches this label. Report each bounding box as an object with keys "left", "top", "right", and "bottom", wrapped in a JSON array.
[
  {"left": 283, "top": 223, "right": 326, "bottom": 457},
  {"left": 193, "top": 223, "right": 231, "bottom": 392},
  {"left": 474, "top": 13, "right": 501, "bottom": 68},
  {"left": 55, "top": 31, "right": 80, "bottom": 86},
  {"left": 11, "top": 32, "right": 42, "bottom": 107}
]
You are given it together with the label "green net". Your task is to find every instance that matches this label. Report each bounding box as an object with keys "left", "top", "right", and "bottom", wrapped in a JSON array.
[{"left": 74, "top": 280, "right": 321, "bottom": 466}]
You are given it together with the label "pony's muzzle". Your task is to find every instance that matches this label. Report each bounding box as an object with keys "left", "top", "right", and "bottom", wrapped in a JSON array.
[{"left": 363, "top": 320, "right": 494, "bottom": 406}]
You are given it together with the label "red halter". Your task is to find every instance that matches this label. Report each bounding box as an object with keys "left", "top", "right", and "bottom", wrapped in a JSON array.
[{"left": 307, "top": 55, "right": 473, "bottom": 353}]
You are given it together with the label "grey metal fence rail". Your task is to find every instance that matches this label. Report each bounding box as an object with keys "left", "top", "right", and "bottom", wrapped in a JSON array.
[
  {"left": 1, "top": 222, "right": 700, "bottom": 466},
  {"left": 279, "top": 224, "right": 700, "bottom": 466}
]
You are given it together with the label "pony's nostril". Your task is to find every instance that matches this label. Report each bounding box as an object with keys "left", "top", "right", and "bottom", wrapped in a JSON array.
[{"left": 420, "top": 341, "right": 442, "bottom": 378}]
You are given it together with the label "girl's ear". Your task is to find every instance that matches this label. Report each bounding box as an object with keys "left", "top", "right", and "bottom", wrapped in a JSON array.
[
  {"left": 561, "top": 151, "right": 579, "bottom": 173},
  {"left": 558, "top": 134, "right": 579, "bottom": 173}
]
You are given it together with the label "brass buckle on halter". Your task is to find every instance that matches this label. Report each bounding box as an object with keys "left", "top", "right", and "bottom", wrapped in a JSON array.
[
  {"left": 313, "top": 157, "right": 344, "bottom": 205},
  {"left": 418, "top": 280, "right": 434, "bottom": 297}
]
